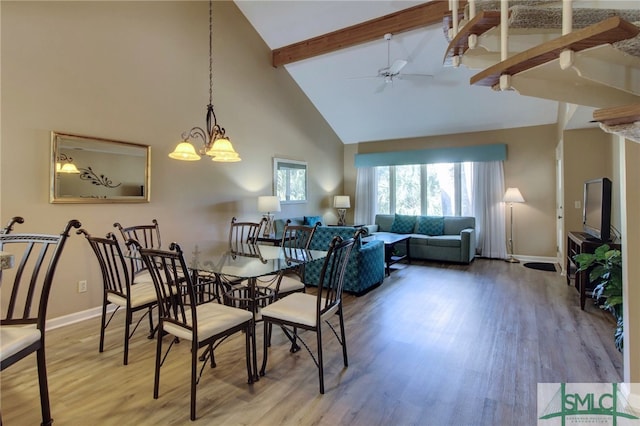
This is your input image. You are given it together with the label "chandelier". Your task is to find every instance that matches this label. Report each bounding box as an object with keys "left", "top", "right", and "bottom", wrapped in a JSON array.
[{"left": 169, "top": 1, "right": 240, "bottom": 162}]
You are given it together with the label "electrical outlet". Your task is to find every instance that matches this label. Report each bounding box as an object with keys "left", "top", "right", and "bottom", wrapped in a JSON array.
[{"left": 78, "top": 280, "right": 87, "bottom": 293}]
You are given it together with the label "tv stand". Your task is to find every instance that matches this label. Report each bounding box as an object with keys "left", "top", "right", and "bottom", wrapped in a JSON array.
[{"left": 566, "top": 231, "right": 620, "bottom": 310}]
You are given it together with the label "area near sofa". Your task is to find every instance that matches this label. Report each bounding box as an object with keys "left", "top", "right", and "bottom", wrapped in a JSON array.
[
  {"left": 366, "top": 214, "right": 476, "bottom": 264},
  {"left": 273, "top": 218, "right": 386, "bottom": 295}
]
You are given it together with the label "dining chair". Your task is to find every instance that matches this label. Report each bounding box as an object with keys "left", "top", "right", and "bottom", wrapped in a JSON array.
[
  {"left": 214, "top": 216, "right": 269, "bottom": 297},
  {"left": 139, "top": 242, "right": 254, "bottom": 421},
  {"left": 77, "top": 230, "right": 158, "bottom": 365},
  {"left": 275, "top": 222, "right": 319, "bottom": 298},
  {"left": 113, "top": 219, "right": 161, "bottom": 283},
  {"left": 0, "top": 219, "right": 81, "bottom": 426},
  {"left": 229, "top": 216, "right": 267, "bottom": 247},
  {"left": 1, "top": 216, "right": 25, "bottom": 235},
  {"left": 259, "top": 234, "right": 356, "bottom": 394}
]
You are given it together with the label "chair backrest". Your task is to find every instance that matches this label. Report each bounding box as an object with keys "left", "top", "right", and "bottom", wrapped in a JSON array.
[
  {"left": 77, "top": 230, "right": 131, "bottom": 300},
  {"left": 138, "top": 243, "right": 196, "bottom": 336},
  {"left": 1, "top": 216, "right": 25, "bottom": 235},
  {"left": 229, "top": 217, "right": 266, "bottom": 246},
  {"left": 315, "top": 235, "right": 356, "bottom": 317},
  {"left": 0, "top": 219, "right": 81, "bottom": 329},
  {"left": 281, "top": 223, "right": 318, "bottom": 251},
  {"left": 113, "top": 219, "right": 161, "bottom": 280},
  {"left": 113, "top": 219, "right": 161, "bottom": 250}
]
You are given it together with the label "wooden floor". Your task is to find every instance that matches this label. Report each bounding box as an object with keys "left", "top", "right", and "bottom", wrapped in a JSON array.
[{"left": 1, "top": 259, "right": 622, "bottom": 425}]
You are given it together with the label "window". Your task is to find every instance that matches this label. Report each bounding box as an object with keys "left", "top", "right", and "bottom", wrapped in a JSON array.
[
  {"left": 273, "top": 158, "right": 307, "bottom": 204},
  {"left": 375, "top": 163, "right": 473, "bottom": 216}
]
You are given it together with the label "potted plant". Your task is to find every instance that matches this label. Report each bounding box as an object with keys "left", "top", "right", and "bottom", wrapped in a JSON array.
[{"left": 574, "top": 244, "right": 623, "bottom": 351}]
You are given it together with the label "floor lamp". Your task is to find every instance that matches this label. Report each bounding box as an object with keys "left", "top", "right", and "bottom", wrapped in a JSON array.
[{"left": 504, "top": 187, "right": 525, "bottom": 263}]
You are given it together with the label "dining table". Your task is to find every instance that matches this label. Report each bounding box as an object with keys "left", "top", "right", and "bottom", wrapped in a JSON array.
[{"left": 173, "top": 240, "right": 328, "bottom": 381}]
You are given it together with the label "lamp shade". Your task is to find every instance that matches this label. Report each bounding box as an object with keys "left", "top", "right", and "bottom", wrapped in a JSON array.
[
  {"left": 503, "top": 187, "right": 525, "bottom": 203},
  {"left": 258, "top": 196, "right": 281, "bottom": 213},
  {"left": 333, "top": 195, "right": 351, "bottom": 209},
  {"left": 169, "top": 141, "right": 201, "bottom": 161}
]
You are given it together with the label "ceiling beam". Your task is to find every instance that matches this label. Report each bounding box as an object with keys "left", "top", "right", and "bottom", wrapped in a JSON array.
[{"left": 272, "top": 1, "right": 466, "bottom": 68}]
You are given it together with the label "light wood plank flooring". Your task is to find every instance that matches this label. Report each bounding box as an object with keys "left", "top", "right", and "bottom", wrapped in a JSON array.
[{"left": 1, "top": 259, "right": 622, "bottom": 425}]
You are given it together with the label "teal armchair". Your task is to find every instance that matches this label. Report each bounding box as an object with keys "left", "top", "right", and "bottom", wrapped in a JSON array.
[{"left": 303, "top": 226, "right": 385, "bottom": 296}]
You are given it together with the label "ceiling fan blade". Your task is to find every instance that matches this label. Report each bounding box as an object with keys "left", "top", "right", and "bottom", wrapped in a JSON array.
[
  {"left": 398, "top": 73, "right": 434, "bottom": 80},
  {"left": 389, "top": 59, "right": 407, "bottom": 75},
  {"left": 374, "top": 82, "right": 388, "bottom": 94}
]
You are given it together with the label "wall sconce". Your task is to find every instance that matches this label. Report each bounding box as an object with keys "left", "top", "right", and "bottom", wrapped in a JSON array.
[
  {"left": 333, "top": 195, "right": 351, "bottom": 226},
  {"left": 258, "top": 195, "right": 281, "bottom": 237}
]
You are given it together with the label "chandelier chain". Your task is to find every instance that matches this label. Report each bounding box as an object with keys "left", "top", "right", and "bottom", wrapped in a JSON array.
[{"left": 208, "top": 0, "right": 213, "bottom": 106}]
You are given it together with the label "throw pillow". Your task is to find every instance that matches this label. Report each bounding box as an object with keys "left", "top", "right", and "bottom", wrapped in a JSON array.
[
  {"left": 304, "top": 216, "right": 322, "bottom": 226},
  {"left": 390, "top": 214, "right": 416, "bottom": 234},
  {"left": 416, "top": 216, "right": 444, "bottom": 236}
]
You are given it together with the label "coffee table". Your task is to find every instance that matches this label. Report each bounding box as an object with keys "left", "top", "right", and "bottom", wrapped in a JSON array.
[{"left": 363, "top": 233, "right": 411, "bottom": 276}]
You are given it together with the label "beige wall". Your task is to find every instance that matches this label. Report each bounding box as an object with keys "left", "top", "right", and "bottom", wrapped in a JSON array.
[
  {"left": 344, "top": 124, "right": 558, "bottom": 257},
  {"left": 1, "top": 1, "right": 343, "bottom": 318},
  {"left": 563, "top": 128, "right": 615, "bottom": 234}
]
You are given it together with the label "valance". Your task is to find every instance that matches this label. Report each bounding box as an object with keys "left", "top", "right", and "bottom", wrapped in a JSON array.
[{"left": 354, "top": 143, "right": 506, "bottom": 168}]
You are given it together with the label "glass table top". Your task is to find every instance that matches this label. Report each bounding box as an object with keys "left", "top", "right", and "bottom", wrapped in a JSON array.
[{"left": 173, "top": 240, "right": 327, "bottom": 280}]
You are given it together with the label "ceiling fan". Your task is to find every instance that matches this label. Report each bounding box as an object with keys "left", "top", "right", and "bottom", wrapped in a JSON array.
[
  {"left": 378, "top": 33, "right": 409, "bottom": 83},
  {"left": 351, "top": 33, "right": 433, "bottom": 92}
]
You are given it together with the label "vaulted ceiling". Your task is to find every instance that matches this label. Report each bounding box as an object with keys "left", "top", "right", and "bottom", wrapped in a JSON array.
[{"left": 235, "top": 1, "right": 597, "bottom": 144}]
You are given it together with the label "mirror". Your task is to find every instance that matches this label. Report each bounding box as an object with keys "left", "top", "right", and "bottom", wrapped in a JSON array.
[
  {"left": 50, "top": 131, "right": 150, "bottom": 204},
  {"left": 273, "top": 157, "right": 307, "bottom": 204}
]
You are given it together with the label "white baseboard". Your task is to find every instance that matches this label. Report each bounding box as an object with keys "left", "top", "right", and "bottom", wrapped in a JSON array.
[
  {"left": 512, "top": 254, "right": 559, "bottom": 264},
  {"left": 46, "top": 305, "right": 116, "bottom": 331}
]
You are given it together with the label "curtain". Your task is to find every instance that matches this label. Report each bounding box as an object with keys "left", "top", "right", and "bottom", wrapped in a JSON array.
[
  {"left": 472, "top": 161, "right": 507, "bottom": 259},
  {"left": 354, "top": 167, "right": 376, "bottom": 226}
]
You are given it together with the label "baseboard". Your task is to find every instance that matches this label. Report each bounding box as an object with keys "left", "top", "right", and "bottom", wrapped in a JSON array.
[
  {"left": 476, "top": 254, "right": 559, "bottom": 264},
  {"left": 513, "top": 254, "right": 559, "bottom": 264},
  {"left": 46, "top": 305, "right": 116, "bottom": 331}
]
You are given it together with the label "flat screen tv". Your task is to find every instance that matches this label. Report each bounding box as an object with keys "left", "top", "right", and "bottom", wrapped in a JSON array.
[{"left": 583, "top": 177, "right": 612, "bottom": 242}]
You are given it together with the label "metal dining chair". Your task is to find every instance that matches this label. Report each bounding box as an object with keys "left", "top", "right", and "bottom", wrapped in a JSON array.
[
  {"left": 0, "top": 219, "right": 81, "bottom": 426},
  {"left": 113, "top": 219, "right": 161, "bottom": 284},
  {"left": 260, "top": 234, "right": 356, "bottom": 394},
  {"left": 78, "top": 230, "right": 158, "bottom": 365},
  {"left": 139, "top": 242, "right": 254, "bottom": 421}
]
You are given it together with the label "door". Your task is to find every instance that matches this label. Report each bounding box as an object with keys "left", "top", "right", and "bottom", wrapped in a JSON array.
[{"left": 556, "top": 143, "right": 565, "bottom": 274}]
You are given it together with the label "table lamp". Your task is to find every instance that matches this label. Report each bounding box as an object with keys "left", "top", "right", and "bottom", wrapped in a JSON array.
[
  {"left": 333, "top": 195, "right": 351, "bottom": 226},
  {"left": 258, "top": 195, "right": 281, "bottom": 237},
  {"left": 503, "top": 187, "right": 525, "bottom": 263}
]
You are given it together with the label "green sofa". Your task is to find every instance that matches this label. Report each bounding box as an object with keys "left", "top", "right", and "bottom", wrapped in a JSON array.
[{"left": 367, "top": 214, "right": 476, "bottom": 264}]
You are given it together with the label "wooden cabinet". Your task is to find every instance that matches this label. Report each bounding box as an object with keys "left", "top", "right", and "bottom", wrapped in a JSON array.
[{"left": 566, "top": 231, "right": 620, "bottom": 310}]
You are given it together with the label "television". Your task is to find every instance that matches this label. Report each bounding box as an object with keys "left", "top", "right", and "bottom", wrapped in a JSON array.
[{"left": 582, "top": 177, "right": 612, "bottom": 242}]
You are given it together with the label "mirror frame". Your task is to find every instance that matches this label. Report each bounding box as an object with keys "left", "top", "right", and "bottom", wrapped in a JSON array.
[
  {"left": 273, "top": 157, "right": 307, "bottom": 204},
  {"left": 50, "top": 131, "right": 151, "bottom": 204}
]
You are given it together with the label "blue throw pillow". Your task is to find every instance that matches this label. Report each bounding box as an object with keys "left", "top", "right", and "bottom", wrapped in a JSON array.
[
  {"left": 390, "top": 214, "right": 416, "bottom": 234},
  {"left": 304, "top": 216, "right": 322, "bottom": 226},
  {"left": 416, "top": 216, "right": 444, "bottom": 236}
]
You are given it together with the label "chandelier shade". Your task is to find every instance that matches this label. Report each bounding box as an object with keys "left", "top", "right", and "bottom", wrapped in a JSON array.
[{"left": 169, "top": 141, "right": 201, "bottom": 161}]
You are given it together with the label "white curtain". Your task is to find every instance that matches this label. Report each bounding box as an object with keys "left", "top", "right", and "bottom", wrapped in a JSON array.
[
  {"left": 354, "top": 167, "right": 376, "bottom": 225},
  {"left": 472, "top": 161, "right": 507, "bottom": 259}
]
